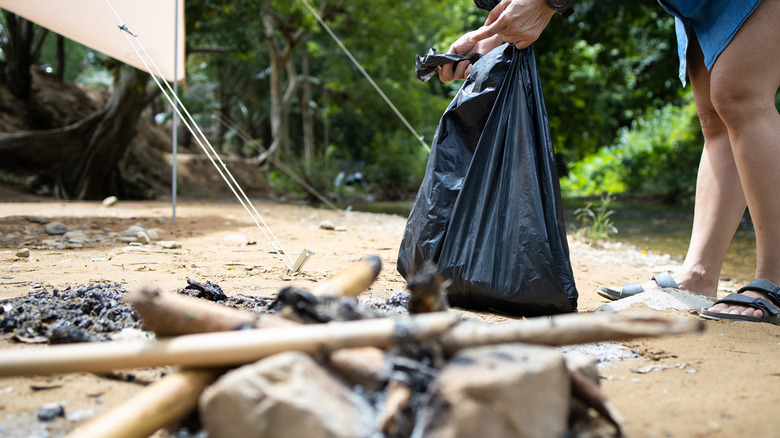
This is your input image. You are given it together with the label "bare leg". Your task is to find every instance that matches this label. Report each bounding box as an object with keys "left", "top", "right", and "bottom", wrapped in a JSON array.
[
  {"left": 673, "top": 35, "right": 747, "bottom": 299},
  {"left": 602, "top": 36, "right": 747, "bottom": 298},
  {"left": 706, "top": 0, "right": 780, "bottom": 317}
]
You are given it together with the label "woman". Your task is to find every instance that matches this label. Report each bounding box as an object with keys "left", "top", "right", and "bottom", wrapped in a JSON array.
[{"left": 439, "top": 0, "right": 780, "bottom": 324}]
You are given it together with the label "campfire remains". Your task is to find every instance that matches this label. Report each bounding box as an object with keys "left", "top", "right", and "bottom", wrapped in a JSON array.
[{"left": 0, "top": 256, "right": 703, "bottom": 437}]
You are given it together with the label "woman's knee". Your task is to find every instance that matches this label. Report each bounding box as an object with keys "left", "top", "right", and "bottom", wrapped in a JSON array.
[
  {"left": 695, "top": 104, "right": 727, "bottom": 139},
  {"left": 709, "top": 74, "right": 774, "bottom": 129}
]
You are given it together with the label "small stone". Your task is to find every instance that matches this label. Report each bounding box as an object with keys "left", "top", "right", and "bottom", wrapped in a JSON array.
[
  {"left": 45, "top": 222, "right": 70, "bottom": 235},
  {"left": 158, "top": 241, "right": 182, "bottom": 249},
  {"left": 36, "top": 403, "right": 65, "bottom": 422},
  {"left": 63, "top": 230, "right": 88, "bottom": 243},
  {"left": 224, "top": 234, "right": 247, "bottom": 243},
  {"left": 16, "top": 248, "right": 30, "bottom": 258},
  {"left": 319, "top": 220, "right": 335, "bottom": 230},
  {"left": 102, "top": 196, "right": 118, "bottom": 207},
  {"left": 25, "top": 216, "right": 49, "bottom": 224},
  {"left": 135, "top": 232, "right": 151, "bottom": 244},
  {"left": 146, "top": 228, "right": 162, "bottom": 241},
  {"left": 122, "top": 225, "right": 146, "bottom": 237}
]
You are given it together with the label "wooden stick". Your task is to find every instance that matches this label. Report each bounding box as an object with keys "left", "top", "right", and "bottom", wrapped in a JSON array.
[
  {"left": 439, "top": 312, "right": 704, "bottom": 355},
  {"left": 125, "top": 284, "right": 296, "bottom": 337},
  {"left": 66, "top": 369, "right": 219, "bottom": 438},
  {"left": 311, "top": 255, "right": 382, "bottom": 297},
  {"left": 405, "top": 261, "right": 449, "bottom": 314},
  {"left": 0, "top": 312, "right": 459, "bottom": 377}
]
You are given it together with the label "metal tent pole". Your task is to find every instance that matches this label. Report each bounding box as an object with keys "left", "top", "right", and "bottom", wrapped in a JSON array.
[{"left": 171, "top": 0, "right": 179, "bottom": 224}]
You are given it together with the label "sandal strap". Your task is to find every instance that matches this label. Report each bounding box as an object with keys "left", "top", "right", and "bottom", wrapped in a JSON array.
[
  {"left": 738, "top": 278, "right": 780, "bottom": 306},
  {"left": 621, "top": 282, "right": 644, "bottom": 294},
  {"left": 713, "top": 293, "right": 780, "bottom": 316},
  {"left": 652, "top": 271, "right": 678, "bottom": 289}
]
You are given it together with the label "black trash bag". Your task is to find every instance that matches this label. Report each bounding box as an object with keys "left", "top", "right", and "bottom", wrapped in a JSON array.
[
  {"left": 415, "top": 48, "right": 482, "bottom": 83},
  {"left": 397, "top": 43, "right": 578, "bottom": 316}
]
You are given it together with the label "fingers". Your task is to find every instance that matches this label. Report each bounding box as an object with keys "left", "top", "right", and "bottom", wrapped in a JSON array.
[
  {"left": 470, "top": 22, "right": 501, "bottom": 43},
  {"left": 484, "top": 0, "right": 510, "bottom": 26},
  {"left": 437, "top": 61, "right": 472, "bottom": 82},
  {"left": 471, "top": 0, "right": 511, "bottom": 42}
]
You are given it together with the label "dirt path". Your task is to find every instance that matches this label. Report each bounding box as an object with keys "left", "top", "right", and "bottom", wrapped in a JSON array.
[{"left": 1, "top": 190, "right": 778, "bottom": 437}]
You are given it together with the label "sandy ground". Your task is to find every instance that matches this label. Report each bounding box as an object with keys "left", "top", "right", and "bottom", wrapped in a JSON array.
[{"left": 1, "top": 187, "right": 779, "bottom": 437}]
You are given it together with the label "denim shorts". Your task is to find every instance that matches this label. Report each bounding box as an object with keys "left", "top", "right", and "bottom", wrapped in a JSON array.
[{"left": 658, "top": 0, "right": 763, "bottom": 85}]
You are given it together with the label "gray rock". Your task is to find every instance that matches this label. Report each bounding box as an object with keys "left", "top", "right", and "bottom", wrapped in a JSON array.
[
  {"left": 158, "top": 241, "right": 182, "bottom": 249},
  {"left": 135, "top": 231, "right": 151, "bottom": 244},
  {"left": 413, "top": 343, "right": 570, "bottom": 438},
  {"left": 63, "top": 230, "right": 88, "bottom": 243},
  {"left": 200, "top": 351, "right": 375, "bottom": 438},
  {"left": 146, "top": 228, "right": 163, "bottom": 241},
  {"left": 122, "top": 225, "right": 146, "bottom": 237},
  {"left": 25, "top": 216, "right": 49, "bottom": 224},
  {"left": 16, "top": 248, "right": 30, "bottom": 258},
  {"left": 44, "top": 222, "right": 70, "bottom": 235}
]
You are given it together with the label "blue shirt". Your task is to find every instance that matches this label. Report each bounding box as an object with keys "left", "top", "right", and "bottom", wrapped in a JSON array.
[{"left": 658, "top": 0, "right": 762, "bottom": 85}]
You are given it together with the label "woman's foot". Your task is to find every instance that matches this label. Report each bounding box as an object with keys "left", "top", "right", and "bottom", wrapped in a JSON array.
[
  {"left": 705, "top": 290, "right": 769, "bottom": 318},
  {"left": 598, "top": 271, "right": 719, "bottom": 301}
]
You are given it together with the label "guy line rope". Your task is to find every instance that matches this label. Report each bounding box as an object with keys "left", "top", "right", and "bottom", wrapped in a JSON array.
[
  {"left": 104, "top": 0, "right": 304, "bottom": 272},
  {"left": 103, "top": 0, "right": 429, "bottom": 270}
]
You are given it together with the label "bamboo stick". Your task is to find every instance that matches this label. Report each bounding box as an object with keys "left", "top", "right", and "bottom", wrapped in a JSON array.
[
  {"left": 439, "top": 312, "right": 704, "bottom": 355},
  {"left": 125, "top": 285, "right": 297, "bottom": 337},
  {"left": 66, "top": 369, "right": 219, "bottom": 438},
  {"left": 0, "top": 312, "right": 459, "bottom": 377},
  {"left": 311, "top": 255, "right": 382, "bottom": 297}
]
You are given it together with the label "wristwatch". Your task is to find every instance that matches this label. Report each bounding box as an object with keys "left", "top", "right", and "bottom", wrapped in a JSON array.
[{"left": 545, "top": 0, "right": 574, "bottom": 18}]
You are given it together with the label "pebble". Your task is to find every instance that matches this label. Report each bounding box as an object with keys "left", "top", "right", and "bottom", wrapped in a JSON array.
[
  {"left": 146, "top": 228, "right": 162, "bottom": 241},
  {"left": 36, "top": 403, "right": 65, "bottom": 422},
  {"left": 158, "top": 241, "right": 182, "bottom": 249},
  {"left": 319, "top": 220, "right": 335, "bottom": 230},
  {"left": 44, "top": 222, "right": 70, "bottom": 235},
  {"left": 122, "top": 225, "right": 146, "bottom": 237},
  {"left": 16, "top": 248, "right": 30, "bottom": 258},
  {"left": 25, "top": 216, "right": 49, "bottom": 224},
  {"left": 102, "top": 196, "right": 118, "bottom": 207},
  {"left": 63, "top": 230, "right": 88, "bottom": 243},
  {"left": 135, "top": 231, "right": 151, "bottom": 244}
]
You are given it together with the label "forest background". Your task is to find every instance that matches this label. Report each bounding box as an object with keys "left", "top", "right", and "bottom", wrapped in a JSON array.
[{"left": 2, "top": 0, "right": 777, "bottom": 206}]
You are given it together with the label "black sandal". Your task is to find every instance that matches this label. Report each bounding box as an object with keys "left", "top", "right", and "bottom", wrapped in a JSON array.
[{"left": 699, "top": 278, "right": 780, "bottom": 325}]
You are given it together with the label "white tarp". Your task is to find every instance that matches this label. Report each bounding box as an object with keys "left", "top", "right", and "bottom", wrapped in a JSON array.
[{"left": 0, "top": 0, "right": 185, "bottom": 82}]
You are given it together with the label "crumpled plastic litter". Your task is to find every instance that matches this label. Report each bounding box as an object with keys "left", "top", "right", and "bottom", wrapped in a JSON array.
[{"left": 414, "top": 48, "right": 482, "bottom": 83}]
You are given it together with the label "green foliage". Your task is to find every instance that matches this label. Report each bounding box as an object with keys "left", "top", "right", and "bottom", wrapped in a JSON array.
[
  {"left": 534, "top": 0, "right": 684, "bottom": 167},
  {"left": 573, "top": 193, "right": 618, "bottom": 242},
  {"left": 366, "top": 131, "right": 430, "bottom": 200},
  {"left": 562, "top": 92, "right": 702, "bottom": 204},
  {"left": 1, "top": 0, "right": 709, "bottom": 204}
]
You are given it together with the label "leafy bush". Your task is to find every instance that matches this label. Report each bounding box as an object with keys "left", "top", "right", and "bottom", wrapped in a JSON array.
[
  {"left": 366, "top": 131, "right": 429, "bottom": 200},
  {"left": 562, "top": 93, "right": 702, "bottom": 205}
]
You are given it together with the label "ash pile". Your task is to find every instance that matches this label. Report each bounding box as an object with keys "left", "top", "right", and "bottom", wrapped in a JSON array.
[{"left": 0, "top": 256, "right": 702, "bottom": 438}]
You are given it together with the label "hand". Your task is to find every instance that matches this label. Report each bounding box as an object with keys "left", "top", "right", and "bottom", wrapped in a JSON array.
[
  {"left": 437, "top": 32, "right": 504, "bottom": 82},
  {"left": 470, "top": 0, "right": 555, "bottom": 49}
]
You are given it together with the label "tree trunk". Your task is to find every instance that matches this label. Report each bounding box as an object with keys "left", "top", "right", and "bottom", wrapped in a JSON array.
[
  {"left": 0, "top": 65, "right": 152, "bottom": 200},
  {"left": 55, "top": 35, "right": 65, "bottom": 82},
  {"left": 2, "top": 13, "right": 34, "bottom": 100},
  {"left": 257, "top": 10, "right": 305, "bottom": 164},
  {"left": 300, "top": 53, "right": 314, "bottom": 170},
  {"left": 69, "top": 66, "right": 150, "bottom": 199}
]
